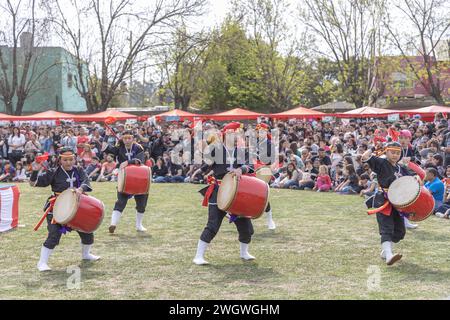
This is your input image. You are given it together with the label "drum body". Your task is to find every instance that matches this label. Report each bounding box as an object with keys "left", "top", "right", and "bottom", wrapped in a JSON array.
[
  {"left": 217, "top": 173, "right": 269, "bottom": 219},
  {"left": 255, "top": 166, "right": 273, "bottom": 184},
  {"left": 388, "top": 176, "right": 435, "bottom": 222},
  {"left": 118, "top": 165, "right": 152, "bottom": 195},
  {"left": 53, "top": 189, "right": 105, "bottom": 233}
]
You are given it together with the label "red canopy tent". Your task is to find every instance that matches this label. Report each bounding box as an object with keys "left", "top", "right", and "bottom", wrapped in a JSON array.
[
  {"left": 401, "top": 105, "right": 450, "bottom": 115},
  {"left": 270, "top": 105, "right": 325, "bottom": 119},
  {"left": 154, "top": 109, "right": 200, "bottom": 121},
  {"left": 73, "top": 109, "right": 137, "bottom": 122},
  {"left": 337, "top": 106, "right": 400, "bottom": 118},
  {"left": 206, "top": 108, "right": 264, "bottom": 120},
  {"left": 18, "top": 110, "right": 77, "bottom": 121}
]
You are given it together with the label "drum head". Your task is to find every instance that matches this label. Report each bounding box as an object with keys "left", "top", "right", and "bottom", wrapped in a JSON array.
[
  {"left": 117, "top": 168, "right": 125, "bottom": 192},
  {"left": 53, "top": 189, "right": 79, "bottom": 224},
  {"left": 217, "top": 173, "right": 238, "bottom": 211},
  {"left": 256, "top": 166, "right": 272, "bottom": 184},
  {"left": 388, "top": 176, "right": 420, "bottom": 207}
]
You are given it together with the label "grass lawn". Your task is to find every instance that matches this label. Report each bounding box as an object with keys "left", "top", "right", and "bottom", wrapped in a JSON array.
[{"left": 0, "top": 182, "right": 449, "bottom": 300}]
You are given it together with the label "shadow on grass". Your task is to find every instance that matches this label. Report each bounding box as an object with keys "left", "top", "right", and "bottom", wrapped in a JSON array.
[
  {"left": 394, "top": 261, "right": 450, "bottom": 282},
  {"left": 207, "top": 262, "right": 282, "bottom": 284},
  {"left": 408, "top": 229, "right": 450, "bottom": 242}
]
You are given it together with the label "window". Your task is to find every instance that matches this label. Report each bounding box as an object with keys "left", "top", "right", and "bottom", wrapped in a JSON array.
[
  {"left": 67, "top": 73, "right": 73, "bottom": 88},
  {"left": 392, "top": 72, "right": 412, "bottom": 89}
]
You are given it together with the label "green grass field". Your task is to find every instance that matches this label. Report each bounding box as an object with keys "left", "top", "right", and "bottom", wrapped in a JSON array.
[{"left": 0, "top": 182, "right": 449, "bottom": 300}]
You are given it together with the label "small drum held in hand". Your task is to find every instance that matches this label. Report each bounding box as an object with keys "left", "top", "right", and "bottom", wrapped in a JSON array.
[
  {"left": 53, "top": 189, "right": 105, "bottom": 233},
  {"left": 118, "top": 165, "right": 152, "bottom": 195},
  {"left": 217, "top": 173, "right": 269, "bottom": 219},
  {"left": 388, "top": 176, "right": 435, "bottom": 222}
]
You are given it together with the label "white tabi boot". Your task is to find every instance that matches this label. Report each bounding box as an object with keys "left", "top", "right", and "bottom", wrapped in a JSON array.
[
  {"left": 193, "top": 240, "right": 209, "bottom": 265},
  {"left": 240, "top": 242, "right": 256, "bottom": 260},
  {"left": 109, "top": 210, "right": 122, "bottom": 234},
  {"left": 136, "top": 211, "right": 147, "bottom": 232},
  {"left": 37, "top": 246, "right": 53, "bottom": 272}
]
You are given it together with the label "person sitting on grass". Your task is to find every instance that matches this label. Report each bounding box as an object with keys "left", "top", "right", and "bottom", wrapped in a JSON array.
[
  {"left": 359, "top": 173, "right": 377, "bottom": 198},
  {"left": 152, "top": 156, "right": 169, "bottom": 183},
  {"left": 335, "top": 164, "right": 360, "bottom": 195},
  {"left": 0, "top": 160, "right": 15, "bottom": 182},
  {"left": 85, "top": 156, "right": 101, "bottom": 181},
  {"left": 97, "top": 154, "right": 117, "bottom": 182},
  {"left": 298, "top": 160, "right": 316, "bottom": 190},
  {"left": 276, "top": 162, "right": 299, "bottom": 189},
  {"left": 313, "top": 165, "right": 332, "bottom": 192},
  {"left": 12, "top": 161, "right": 27, "bottom": 182}
]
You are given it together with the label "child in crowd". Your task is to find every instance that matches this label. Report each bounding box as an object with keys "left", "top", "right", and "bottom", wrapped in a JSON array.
[{"left": 314, "top": 165, "right": 332, "bottom": 192}]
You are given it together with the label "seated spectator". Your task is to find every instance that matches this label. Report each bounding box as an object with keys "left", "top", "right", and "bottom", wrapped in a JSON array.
[
  {"left": 86, "top": 156, "right": 101, "bottom": 181},
  {"left": 97, "top": 154, "right": 117, "bottom": 182},
  {"left": 153, "top": 157, "right": 169, "bottom": 183},
  {"left": 12, "top": 161, "right": 27, "bottom": 182},
  {"left": 0, "top": 161, "right": 15, "bottom": 182},
  {"left": 80, "top": 144, "right": 96, "bottom": 167},
  {"left": 311, "top": 148, "right": 331, "bottom": 167},
  {"left": 359, "top": 173, "right": 377, "bottom": 198},
  {"left": 276, "top": 163, "right": 299, "bottom": 189},
  {"left": 335, "top": 164, "right": 360, "bottom": 195},
  {"left": 423, "top": 168, "right": 447, "bottom": 218},
  {"left": 298, "top": 160, "right": 316, "bottom": 190},
  {"left": 168, "top": 159, "right": 185, "bottom": 183},
  {"left": 314, "top": 165, "right": 332, "bottom": 192}
]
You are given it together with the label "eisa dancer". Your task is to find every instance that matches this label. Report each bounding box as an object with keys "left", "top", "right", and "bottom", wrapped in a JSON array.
[
  {"left": 193, "top": 122, "right": 255, "bottom": 265},
  {"left": 362, "top": 142, "right": 422, "bottom": 266},
  {"left": 30, "top": 147, "right": 100, "bottom": 272},
  {"left": 102, "top": 130, "right": 148, "bottom": 233},
  {"left": 253, "top": 122, "right": 276, "bottom": 230}
]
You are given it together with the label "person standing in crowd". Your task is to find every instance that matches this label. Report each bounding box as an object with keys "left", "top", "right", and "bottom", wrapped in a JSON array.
[
  {"left": 8, "top": 127, "right": 26, "bottom": 165},
  {"left": 61, "top": 128, "right": 77, "bottom": 153}
]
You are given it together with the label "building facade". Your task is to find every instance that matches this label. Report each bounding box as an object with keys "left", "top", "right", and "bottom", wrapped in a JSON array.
[{"left": 0, "top": 34, "right": 87, "bottom": 114}]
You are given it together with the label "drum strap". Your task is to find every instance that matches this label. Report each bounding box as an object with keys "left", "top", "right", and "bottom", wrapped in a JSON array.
[
  {"left": 202, "top": 176, "right": 221, "bottom": 207},
  {"left": 33, "top": 195, "right": 58, "bottom": 231},
  {"left": 367, "top": 200, "right": 392, "bottom": 216}
]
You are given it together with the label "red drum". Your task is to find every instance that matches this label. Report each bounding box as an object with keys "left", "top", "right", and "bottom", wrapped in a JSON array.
[
  {"left": 388, "top": 176, "right": 435, "bottom": 222},
  {"left": 52, "top": 189, "right": 105, "bottom": 233},
  {"left": 217, "top": 173, "right": 269, "bottom": 219},
  {"left": 255, "top": 166, "right": 273, "bottom": 184},
  {"left": 117, "top": 165, "right": 152, "bottom": 195}
]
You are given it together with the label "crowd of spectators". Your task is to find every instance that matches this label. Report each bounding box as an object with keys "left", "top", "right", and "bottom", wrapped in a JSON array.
[{"left": 1, "top": 113, "right": 450, "bottom": 218}]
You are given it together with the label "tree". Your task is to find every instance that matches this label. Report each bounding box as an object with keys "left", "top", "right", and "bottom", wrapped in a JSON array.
[
  {"left": 45, "top": 0, "right": 206, "bottom": 112},
  {"left": 384, "top": 0, "right": 450, "bottom": 105},
  {"left": 196, "top": 19, "right": 267, "bottom": 110},
  {"left": 233, "top": 0, "right": 311, "bottom": 110},
  {"left": 159, "top": 27, "right": 210, "bottom": 110},
  {"left": 300, "top": 0, "right": 388, "bottom": 108},
  {"left": 0, "top": 0, "right": 55, "bottom": 115}
]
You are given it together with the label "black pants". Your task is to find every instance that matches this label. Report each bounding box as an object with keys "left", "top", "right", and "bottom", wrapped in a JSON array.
[
  {"left": 265, "top": 202, "right": 271, "bottom": 212},
  {"left": 113, "top": 192, "right": 148, "bottom": 213},
  {"left": 376, "top": 209, "right": 406, "bottom": 243},
  {"left": 43, "top": 214, "right": 94, "bottom": 249}
]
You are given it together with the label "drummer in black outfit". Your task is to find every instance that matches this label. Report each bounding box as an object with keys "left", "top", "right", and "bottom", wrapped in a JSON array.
[
  {"left": 102, "top": 130, "right": 147, "bottom": 234},
  {"left": 30, "top": 147, "right": 100, "bottom": 272},
  {"left": 193, "top": 122, "right": 255, "bottom": 265},
  {"left": 398, "top": 129, "right": 419, "bottom": 230},
  {"left": 362, "top": 142, "right": 421, "bottom": 266},
  {"left": 252, "top": 122, "right": 276, "bottom": 230}
]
